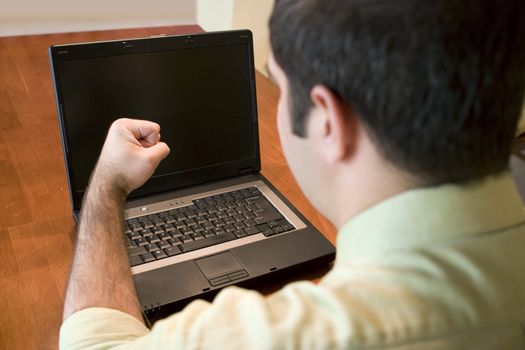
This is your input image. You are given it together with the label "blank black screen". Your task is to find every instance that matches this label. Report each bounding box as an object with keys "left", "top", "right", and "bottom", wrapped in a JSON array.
[{"left": 58, "top": 43, "right": 256, "bottom": 195}]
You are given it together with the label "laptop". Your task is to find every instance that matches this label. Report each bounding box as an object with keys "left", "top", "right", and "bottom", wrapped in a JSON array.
[{"left": 49, "top": 30, "right": 336, "bottom": 325}]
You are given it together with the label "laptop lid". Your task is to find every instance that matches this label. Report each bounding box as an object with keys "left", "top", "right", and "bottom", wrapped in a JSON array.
[{"left": 49, "top": 30, "right": 261, "bottom": 213}]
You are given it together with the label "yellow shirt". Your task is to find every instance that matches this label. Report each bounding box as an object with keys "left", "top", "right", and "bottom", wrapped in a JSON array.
[{"left": 60, "top": 174, "right": 525, "bottom": 349}]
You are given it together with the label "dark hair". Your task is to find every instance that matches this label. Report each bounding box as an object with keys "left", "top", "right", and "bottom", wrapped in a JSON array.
[{"left": 270, "top": 0, "right": 525, "bottom": 184}]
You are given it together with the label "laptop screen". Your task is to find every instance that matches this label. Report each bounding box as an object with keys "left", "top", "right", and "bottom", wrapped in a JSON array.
[{"left": 51, "top": 31, "right": 260, "bottom": 209}]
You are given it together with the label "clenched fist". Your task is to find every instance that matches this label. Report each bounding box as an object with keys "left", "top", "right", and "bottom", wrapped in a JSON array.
[{"left": 92, "top": 118, "right": 171, "bottom": 195}]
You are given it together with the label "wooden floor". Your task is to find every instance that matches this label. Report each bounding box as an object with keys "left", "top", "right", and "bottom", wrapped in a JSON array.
[{"left": 0, "top": 26, "right": 336, "bottom": 349}]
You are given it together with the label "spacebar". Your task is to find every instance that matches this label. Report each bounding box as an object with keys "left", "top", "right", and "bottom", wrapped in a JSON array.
[{"left": 181, "top": 232, "right": 237, "bottom": 252}]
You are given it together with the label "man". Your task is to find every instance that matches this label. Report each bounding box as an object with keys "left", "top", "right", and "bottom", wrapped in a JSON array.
[{"left": 60, "top": 0, "right": 525, "bottom": 349}]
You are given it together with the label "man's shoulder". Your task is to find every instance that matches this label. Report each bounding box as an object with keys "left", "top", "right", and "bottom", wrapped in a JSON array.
[{"left": 323, "top": 229, "right": 525, "bottom": 347}]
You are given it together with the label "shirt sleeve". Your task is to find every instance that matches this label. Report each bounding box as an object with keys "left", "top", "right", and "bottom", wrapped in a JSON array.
[
  {"left": 59, "top": 280, "right": 351, "bottom": 350},
  {"left": 59, "top": 307, "right": 150, "bottom": 350}
]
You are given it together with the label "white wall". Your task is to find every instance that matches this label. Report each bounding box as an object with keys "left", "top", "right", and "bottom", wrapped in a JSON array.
[
  {"left": 198, "top": 0, "right": 274, "bottom": 76},
  {"left": 0, "top": 0, "right": 196, "bottom": 37}
]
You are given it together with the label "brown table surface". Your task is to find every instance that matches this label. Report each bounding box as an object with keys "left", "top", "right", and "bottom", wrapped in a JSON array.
[{"left": 0, "top": 25, "right": 336, "bottom": 350}]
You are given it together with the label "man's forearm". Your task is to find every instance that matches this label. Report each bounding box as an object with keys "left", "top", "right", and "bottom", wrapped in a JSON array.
[{"left": 63, "top": 173, "right": 144, "bottom": 323}]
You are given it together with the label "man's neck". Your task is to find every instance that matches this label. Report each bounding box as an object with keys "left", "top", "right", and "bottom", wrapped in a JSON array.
[{"left": 329, "top": 152, "right": 420, "bottom": 230}]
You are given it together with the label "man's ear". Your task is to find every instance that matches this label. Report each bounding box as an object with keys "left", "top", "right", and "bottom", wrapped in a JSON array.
[{"left": 310, "top": 85, "right": 355, "bottom": 163}]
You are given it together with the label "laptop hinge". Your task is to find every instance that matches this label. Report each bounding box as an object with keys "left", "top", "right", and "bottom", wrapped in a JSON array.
[{"left": 238, "top": 167, "right": 255, "bottom": 176}]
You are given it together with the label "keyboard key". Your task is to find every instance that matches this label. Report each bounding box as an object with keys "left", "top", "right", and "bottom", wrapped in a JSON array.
[
  {"left": 141, "top": 253, "right": 155, "bottom": 263},
  {"left": 193, "top": 224, "right": 204, "bottom": 233},
  {"left": 206, "top": 207, "right": 218, "bottom": 214},
  {"left": 146, "top": 243, "right": 159, "bottom": 252},
  {"left": 181, "top": 227, "right": 193, "bottom": 235},
  {"left": 165, "top": 246, "right": 181, "bottom": 256},
  {"left": 181, "top": 232, "right": 236, "bottom": 252},
  {"left": 181, "top": 236, "right": 193, "bottom": 244},
  {"left": 268, "top": 220, "right": 280, "bottom": 228},
  {"left": 275, "top": 219, "right": 295, "bottom": 232},
  {"left": 147, "top": 235, "right": 161, "bottom": 244},
  {"left": 246, "top": 196, "right": 271, "bottom": 209},
  {"left": 143, "top": 229, "right": 154, "bottom": 238},
  {"left": 192, "top": 233, "right": 204, "bottom": 240},
  {"left": 244, "top": 219, "right": 256, "bottom": 227},
  {"left": 158, "top": 241, "right": 171, "bottom": 250},
  {"left": 246, "top": 204, "right": 258, "bottom": 212},
  {"left": 142, "top": 221, "right": 154, "bottom": 229},
  {"left": 128, "top": 246, "right": 147, "bottom": 257},
  {"left": 153, "top": 218, "right": 165, "bottom": 226},
  {"left": 263, "top": 228, "right": 276, "bottom": 237},
  {"left": 125, "top": 238, "right": 136, "bottom": 249},
  {"left": 129, "top": 256, "right": 143, "bottom": 267},
  {"left": 255, "top": 223, "right": 270, "bottom": 231},
  {"left": 234, "top": 222, "right": 246, "bottom": 230},
  {"left": 164, "top": 224, "right": 176, "bottom": 232},
  {"left": 281, "top": 222, "right": 295, "bottom": 231},
  {"left": 203, "top": 230, "right": 215, "bottom": 238},
  {"left": 254, "top": 208, "right": 283, "bottom": 225},
  {"left": 242, "top": 212, "right": 254, "bottom": 220},
  {"left": 129, "top": 231, "right": 142, "bottom": 240},
  {"left": 152, "top": 250, "right": 167, "bottom": 260},
  {"left": 273, "top": 226, "right": 285, "bottom": 234},
  {"left": 234, "top": 230, "right": 247, "bottom": 238},
  {"left": 171, "top": 237, "right": 183, "bottom": 246},
  {"left": 256, "top": 223, "right": 276, "bottom": 237},
  {"left": 244, "top": 226, "right": 260, "bottom": 235},
  {"left": 159, "top": 232, "right": 171, "bottom": 240},
  {"left": 171, "top": 230, "right": 183, "bottom": 238},
  {"left": 128, "top": 222, "right": 142, "bottom": 231},
  {"left": 214, "top": 227, "right": 226, "bottom": 235},
  {"left": 193, "top": 199, "right": 208, "bottom": 208},
  {"left": 134, "top": 237, "right": 148, "bottom": 246},
  {"left": 203, "top": 222, "right": 215, "bottom": 230}
]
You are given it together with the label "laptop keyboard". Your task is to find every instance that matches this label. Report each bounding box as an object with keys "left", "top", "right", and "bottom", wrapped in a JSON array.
[{"left": 125, "top": 186, "right": 295, "bottom": 267}]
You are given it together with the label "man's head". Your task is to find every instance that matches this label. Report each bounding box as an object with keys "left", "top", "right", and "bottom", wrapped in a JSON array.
[{"left": 269, "top": 0, "right": 525, "bottom": 186}]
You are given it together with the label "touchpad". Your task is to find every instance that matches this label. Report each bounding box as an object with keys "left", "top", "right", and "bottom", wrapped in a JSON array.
[{"left": 195, "top": 252, "right": 249, "bottom": 286}]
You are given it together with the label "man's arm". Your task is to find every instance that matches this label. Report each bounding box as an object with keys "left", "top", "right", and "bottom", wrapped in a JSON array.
[{"left": 63, "top": 118, "right": 170, "bottom": 322}]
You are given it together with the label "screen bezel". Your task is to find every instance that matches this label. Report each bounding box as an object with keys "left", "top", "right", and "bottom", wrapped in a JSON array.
[{"left": 49, "top": 30, "right": 261, "bottom": 212}]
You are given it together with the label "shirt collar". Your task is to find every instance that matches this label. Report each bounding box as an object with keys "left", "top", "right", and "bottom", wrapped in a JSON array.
[{"left": 336, "top": 173, "right": 525, "bottom": 263}]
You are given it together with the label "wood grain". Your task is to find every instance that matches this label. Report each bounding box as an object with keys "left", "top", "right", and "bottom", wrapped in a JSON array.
[{"left": 0, "top": 25, "right": 336, "bottom": 350}]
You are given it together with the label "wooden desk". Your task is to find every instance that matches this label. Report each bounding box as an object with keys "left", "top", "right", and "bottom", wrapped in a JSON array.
[{"left": 0, "top": 26, "right": 336, "bottom": 349}]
